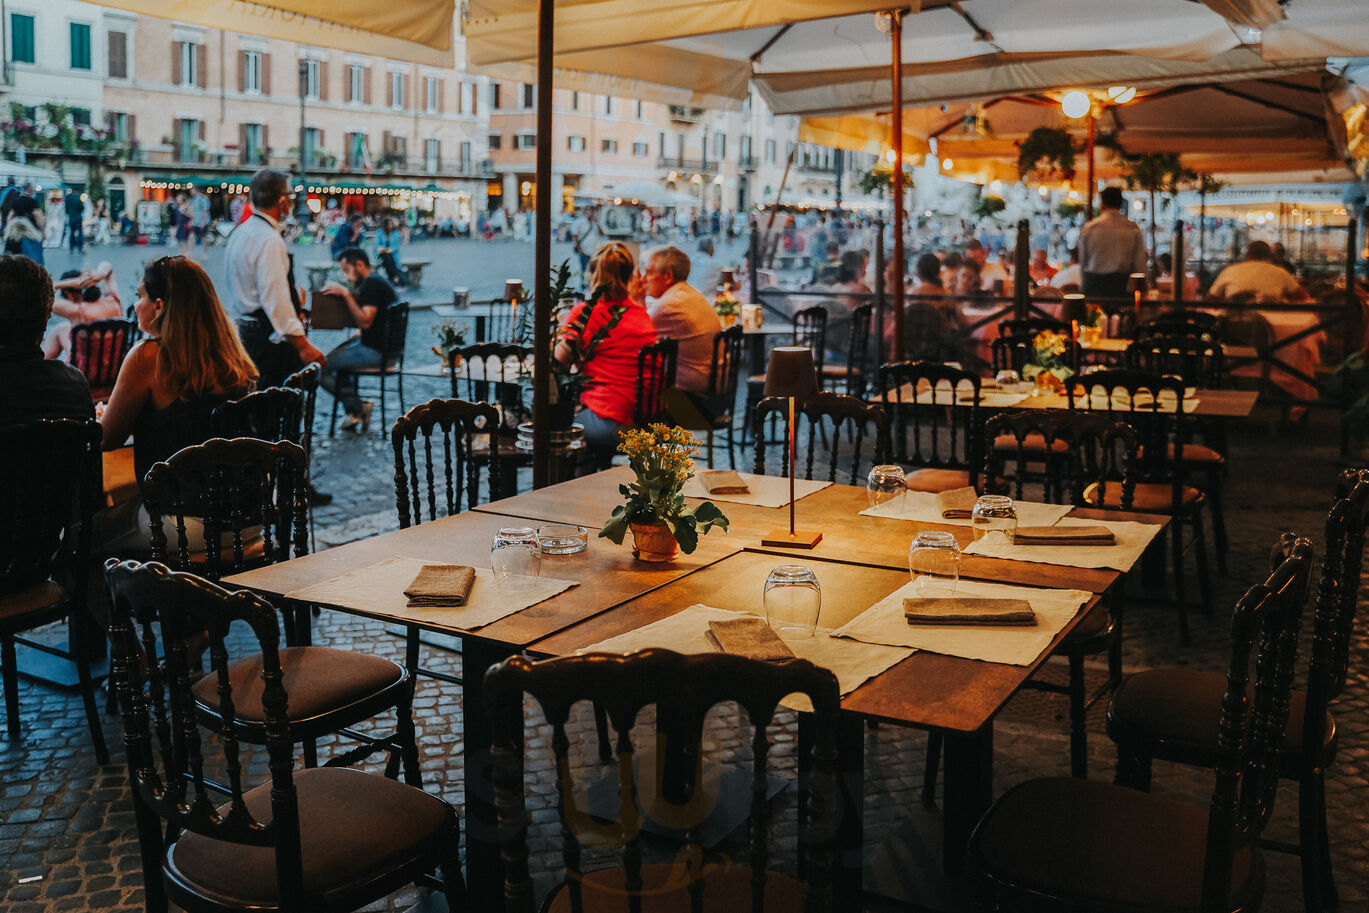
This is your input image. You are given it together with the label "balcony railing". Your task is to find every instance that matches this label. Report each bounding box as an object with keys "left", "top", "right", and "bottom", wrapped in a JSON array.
[
  {"left": 657, "top": 156, "right": 713, "bottom": 174},
  {"left": 668, "top": 105, "right": 704, "bottom": 124}
]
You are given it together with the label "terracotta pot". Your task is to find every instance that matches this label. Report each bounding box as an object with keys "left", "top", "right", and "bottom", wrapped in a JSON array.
[
  {"left": 719, "top": 312, "right": 738, "bottom": 328},
  {"left": 630, "top": 521, "right": 680, "bottom": 563}
]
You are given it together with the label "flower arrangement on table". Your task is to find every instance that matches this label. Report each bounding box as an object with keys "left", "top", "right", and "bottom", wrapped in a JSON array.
[
  {"left": 713, "top": 288, "right": 740, "bottom": 325},
  {"left": 431, "top": 321, "right": 469, "bottom": 366},
  {"left": 599, "top": 424, "right": 729, "bottom": 562},
  {"left": 1080, "top": 303, "right": 1106, "bottom": 344},
  {"left": 1022, "top": 329, "right": 1075, "bottom": 392}
]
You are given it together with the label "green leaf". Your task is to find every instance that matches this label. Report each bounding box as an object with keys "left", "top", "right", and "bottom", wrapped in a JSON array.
[
  {"left": 599, "top": 505, "right": 630, "bottom": 544},
  {"left": 690, "top": 500, "right": 730, "bottom": 535},
  {"left": 671, "top": 515, "right": 700, "bottom": 554}
]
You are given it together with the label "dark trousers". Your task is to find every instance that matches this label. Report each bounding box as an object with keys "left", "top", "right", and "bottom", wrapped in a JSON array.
[
  {"left": 237, "top": 312, "right": 303, "bottom": 388},
  {"left": 1082, "top": 271, "right": 1129, "bottom": 299}
]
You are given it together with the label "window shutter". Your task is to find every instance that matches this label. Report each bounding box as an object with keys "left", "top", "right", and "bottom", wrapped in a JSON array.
[
  {"left": 438, "top": 79, "right": 445, "bottom": 112},
  {"left": 239, "top": 123, "right": 247, "bottom": 162},
  {"left": 261, "top": 53, "right": 271, "bottom": 95},
  {"left": 383, "top": 130, "right": 393, "bottom": 155},
  {"left": 198, "top": 119, "right": 205, "bottom": 141},
  {"left": 172, "top": 41, "right": 181, "bottom": 85},
  {"left": 237, "top": 51, "right": 246, "bottom": 92},
  {"left": 363, "top": 67, "right": 371, "bottom": 104},
  {"left": 196, "top": 44, "right": 207, "bottom": 88},
  {"left": 262, "top": 125, "right": 269, "bottom": 158},
  {"left": 127, "top": 114, "right": 136, "bottom": 144},
  {"left": 318, "top": 61, "right": 328, "bottom": 100},
  {"left": 386, "top": 75, "right": 393, "bottom": 107},
  {"left": 435, "top": 140, "right": 441, "bottom": 171},
  {"left": 107, "top": 31, "right": 126, "bottom": 79},
  {"left": 403, "top": 75, "right": 410, "bottom": 110}
]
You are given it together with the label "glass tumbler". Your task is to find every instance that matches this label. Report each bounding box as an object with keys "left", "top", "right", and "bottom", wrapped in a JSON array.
[
  {"left": 908, "top": 531, "right": 961, "bottom": 597},
  {"left": 867, "top": 464, "right": 907, "bottom": 511},
  {"left": 491, "top": 527, "right": 542, "bottom": 589},
  {"left": 971, "top": 495, "right": 1018, "bottom": 542},
  {"left": 763, "top": 565, "right": 822, "bottom": 639}
]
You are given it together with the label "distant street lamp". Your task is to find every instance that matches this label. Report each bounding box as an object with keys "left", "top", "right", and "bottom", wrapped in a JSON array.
[{"left": 295, "top": 59, "right": 312, "bottom": 224}]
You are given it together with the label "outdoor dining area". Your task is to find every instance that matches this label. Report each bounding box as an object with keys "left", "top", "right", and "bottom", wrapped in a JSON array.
[{"left": 5, "top": 2, "right": 1369, "bottom": 913}]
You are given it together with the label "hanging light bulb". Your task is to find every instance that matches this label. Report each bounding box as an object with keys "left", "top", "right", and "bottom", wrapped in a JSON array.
[
  {"left": 885, "top": 148, "right": 897, "bottom": 164},
  {"left": 942, "top": 157, "right": 954, "bottom": 170},
  {"left": 1061, "top": 90, "right": 1091, "bottom": 119},
  {"left": 1107, "top": 86, "right": 1137, "bottom": 105}
]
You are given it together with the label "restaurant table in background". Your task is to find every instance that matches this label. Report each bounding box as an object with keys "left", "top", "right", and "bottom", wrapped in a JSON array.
[
  {"left": 103, "top": 446, "right": 137, "bottom": 508},
  {"left": 1229, "top": 308, "right": 1325, "bottom": 402}
]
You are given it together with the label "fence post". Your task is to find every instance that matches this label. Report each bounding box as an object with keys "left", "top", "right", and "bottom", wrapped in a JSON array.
[
  {"left": 874, "top": 219, "right": 887, "bottom": 369},
  {"left": 1172, "top": 220, "right": 1185, "bottom": 307},
  {"left": 1014, "top": 219, "right": 1029, "bottom": 319}
]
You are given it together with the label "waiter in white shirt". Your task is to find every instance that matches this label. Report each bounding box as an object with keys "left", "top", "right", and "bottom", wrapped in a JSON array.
[
  {"left": 227, "top": 168, "right": 325, "bottom": 387},
  {"left": 1078, "top": 186, "right": 1147, "bottom": 299}
]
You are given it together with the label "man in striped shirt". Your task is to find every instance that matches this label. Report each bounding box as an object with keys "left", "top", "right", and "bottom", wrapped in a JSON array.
[{"left": 639, "top": 246, "right": 721, "bottom": 395}]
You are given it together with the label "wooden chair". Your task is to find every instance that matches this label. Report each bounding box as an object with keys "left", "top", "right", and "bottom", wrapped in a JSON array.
[
  {"left": 328, "top": 300, "right": 410, "bottom": 436},
  {"left": 998, "top": 316, "right": 1067, "bottom": 342},
  {"left": 450, "top": 342, "right": 529, "bottom": 406},
  {"left": 474, "top": 297, "right": 531, "bottom": 344},
  {"left": 753, "top": 391, "right": 889, "bottom": 484},
  {"left": 1132, "top": 309, "right": 1223, "bottom": 342},
  {"left": 878, "top": 360, "right": 983, "bottom": 492},
  {"left": 1107, "top": 470, "right": 1369, "bottom": 913},
  {"left": 283, "top": 364, "right": 322, "bottom": 550},
  {"left": 1066, "top": 368, "right": 1213, "bottom": 642},
  {"left": 968, "top": 539, "right": 1314, "bottom": 913},
  {"left": 896, "top": 299, "right": 961, "bottom": 364},
  {"left": 633, "top": 338, "right": 678, "bottom": 428},
  {"left": 744, "top": 305, "right": 828, "bottom": 443},
  {"left": 392, "top": 398, "right": 502, "bottom": 529},
  {"left": 664, "top": 325, "right": 745, "bottom": 469},
  {"left": 103, "top": 560, "right": 463, "bottom": 913},
  {"left": 211, "top": 387, "right": 306, "bottom": 444},
  {"left": 485, "top": 649, "right": 840, "bottom": 913},
  {"left": 70, "top": 316, "right": 137, "bottom": 401},
  {"left": 0, "top": 419, "right": 107, "bottom": 764},
  {"left": 820, "top": 302, "right": 873, "bottom": 396}
]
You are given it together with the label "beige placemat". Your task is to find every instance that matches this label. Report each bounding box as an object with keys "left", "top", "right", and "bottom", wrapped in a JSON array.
[
  {"left": 681, "top": 472, "right": 831, "bottom": 508},
  {"left": 286, "top": 555, "right": 577, "bottom": 631},
  {"left": 832, "top": 579, "right": 1091, "bottom": 666},
  {"left": 962, "top": 517, "right": 1162, "bottom": 572},
  {"left": 861, "top": 491, "right": 1073, "bottom": 529},
  {"left": 576, "top": 604, "right": 912, "bottom": 712}
]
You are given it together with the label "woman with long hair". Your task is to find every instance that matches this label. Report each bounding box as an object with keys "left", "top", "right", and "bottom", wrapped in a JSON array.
[
  {"left": 554, "top": 241, "right": 657, "bottom": 468},
  {"left": 98, "top": 256, "right": 258, "bottom": 550}
]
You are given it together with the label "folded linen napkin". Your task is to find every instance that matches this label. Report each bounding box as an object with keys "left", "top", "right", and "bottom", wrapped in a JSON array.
[
  {"left": 935, "top": 486, "right": 979, "bottom": 519},
  {"left": 404, "top": 565, "right": 476, "bottom": 607},
  {"left": 903, "top": 597, "right": 1037, "bottom": 626},
  {"left": 697, "top": 469, "right": 751, "bottom": 495},
  {"left": 706, "top": 616, "right": 795, "bottom": 661},
  {"left": 1011, "top": 525, "right": 1116, "bottom": 546}
]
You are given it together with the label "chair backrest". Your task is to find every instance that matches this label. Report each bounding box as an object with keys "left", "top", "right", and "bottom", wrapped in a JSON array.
[
  {"left": 983, "top": 411, "right": 1139, "bottom": 509},
  {"left": 451, "top": 342, "right": 531, "bottom": 406},
  {"left": 753, "top": 391, "right": 890, "bottom": 483},
  {"left": 484, "top": 649, "right": 841, "bottom": 913},
  {"left": 1133, "top": 310, "right": 1223, "bottom": 342},
  {"left": 998, "top": 317, "right": 1066, "bottom": 341},
  {"left": 1064, "top": 368, "right": 1189, "bottom": 491},
  {"left": 1123, "top": 335, "right": 1225, "bottom": 389},
  {"left": 210, "top": 387, "right": 307, "bottom": 446},
  {"left": 634, "top": 339, "right": 679, "bottom": 428},
  {"left": 897, "top": 302, "right": 960, "bottom": 363},
  {"left": 840, "top": 303, "right": 874, "bottom": 396},
  {"left": 391, "top": 397, "right": 501, "bottom": 528},
  {"left": 142, "top": 437, "right": 308, "bottom": 580},
  {"left": 793, "top": 305, "right": 828, "bottom": 375},
  {"left": 878, "top": 360, "right": 982, "bottom": 473},
  {"left": 991, "top": 334, "right": 1082, "bottom": 376},
  {"left": 69, "top": 317, "right": 137, "bottom": 399},
  {"left": 0, "top": 419, "right": 100, "bottom": 594},
  {"left": 476, "top": 298, "right": 533, "bottom": 344},
  {"left": 378, "top": 301, "right": 410, "bottom": 369},
  {"left": 705, "top": 325, "right": 745, "bottom": 415},
  {"left": 1202, "top": 538, "right": 1313, "bottom": 911},
  {"left": 282, "top": 362, "right": 321, "bottom": 464},
  {"left": 103, "top": 559, "right": 309, "bottom": 911}
]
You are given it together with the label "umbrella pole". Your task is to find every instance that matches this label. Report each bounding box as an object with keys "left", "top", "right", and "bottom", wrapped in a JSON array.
[
  {"left": 890, "top": 9, "right": 905, "bottom": 362},
  {"left": 1085, "top": 115, "right": 1095, "bottom": 221},
  {"left": 532, "top": 0, "right": 554, "bottom": 489}
]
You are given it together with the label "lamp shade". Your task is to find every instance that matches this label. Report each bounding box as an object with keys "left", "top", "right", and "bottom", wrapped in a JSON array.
[
  {"left": 764, "top": 346, "right": 818, "bottom": 398},
  {"left": 1126, "top": 273, "right": 1148, "bottom": 294}
]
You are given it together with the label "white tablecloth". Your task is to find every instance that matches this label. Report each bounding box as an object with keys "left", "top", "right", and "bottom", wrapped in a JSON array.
[{"left": 961, "top": 517, "right": 1162, "bottom": 572}]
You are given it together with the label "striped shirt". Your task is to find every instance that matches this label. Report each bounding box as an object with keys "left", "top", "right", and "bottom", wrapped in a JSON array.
[{"left": 647, "top": 281, "right": 722, "bottom": 394}]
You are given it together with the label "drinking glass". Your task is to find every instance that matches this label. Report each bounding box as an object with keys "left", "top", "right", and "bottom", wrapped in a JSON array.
[
  {"left": 866, "top": 464, "right": 907, "bottom": 511},
  {"left": 491, "top": 527, "right": 541, "bottom": 588},
  {"left": 763, "top": 565, "right": 822, "bottom": 639},
  {"left": 994, "top": 369, "right": 1021, "bottom": 391},
  {"left": 908, "top": 531, "right": 960, "bottom": 597},
  {"left": 971, "top": 495, "right": 1018, "bottom": 542}
]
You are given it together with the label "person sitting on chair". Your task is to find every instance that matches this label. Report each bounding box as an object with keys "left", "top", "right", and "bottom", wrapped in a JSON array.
[
  {"left": 1206, "top": 240, "right": 1309, "bottom": 304},
  {"left": 319, "top": 248, "right": 398, "bottom": 433},
  {"left": 42, "top": 266, "right": 127, "bottom": 360},
  {"left": 638, "top": 245, "right": 720, "bottom": 397},
  {"left": 0, "top": 255, "right": 93, "bottom": 430}
]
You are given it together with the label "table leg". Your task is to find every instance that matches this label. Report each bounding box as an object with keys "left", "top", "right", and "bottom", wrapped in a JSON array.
[
  {"left": 941, "top": 725, "right": 993, "bottom": 876},
  {"left": 461, "top": 637, "right": 517, "bottom": 911}
]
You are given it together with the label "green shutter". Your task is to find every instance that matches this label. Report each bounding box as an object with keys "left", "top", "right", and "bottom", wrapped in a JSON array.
[
  {"left": 11, "top": 15, "right": 34, "bottom": 64},
  {"left": 70, "top": 23, "right": 91, "bottom": 70}
]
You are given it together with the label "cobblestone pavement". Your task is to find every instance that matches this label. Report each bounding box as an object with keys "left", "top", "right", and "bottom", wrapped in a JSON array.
[{"left": 7, "top": 235, "right": 1369, "bottom": 912}]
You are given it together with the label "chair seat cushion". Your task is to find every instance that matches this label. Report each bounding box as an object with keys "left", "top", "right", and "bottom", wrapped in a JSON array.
[
  {"left": 1107, "top": 668, "right": 1335, "bottom": 764},
  {"left": 545, "top": 861, "right": 804, "bottom": 913},
  {"left": 1082, "top": 481, "right": 1202, "bottom": 513},
  {"left": 1168, "top": 442, "right": 1225, "bottom": 464},
  {"left": 169, "top": 766, "right": 449, "bottom": 906},
  {"left": 192, "top": 647, "right": 405, "bottom": 723},
  {"left": 992, "top": 432, "right": 1071, "bottom": 454},
  {"left": 971, "top": 777, "right": 1258, "bottom": 912},
  {"left": 0, "top": 579, "right": 66, "bottom": 622}
]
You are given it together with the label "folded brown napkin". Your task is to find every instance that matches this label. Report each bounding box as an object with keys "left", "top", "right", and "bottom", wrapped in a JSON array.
[
  {"left": 706, "top": 616, "right": 795, "bottom": 661},
  {"left": 698, "top": 469, "right": 750, "bottom": 495},
  {"left": 1012, "top": 525, "right": 1116, "bottom": 546},
  {"left": 404, "top": 565, "right": 476, "bottom": 607},
  {"left": 903, "top": 598, "right": 1037, "bottom": 626},
  {"left": 935, "top": 486, "right": 979, "bottom": 519}
]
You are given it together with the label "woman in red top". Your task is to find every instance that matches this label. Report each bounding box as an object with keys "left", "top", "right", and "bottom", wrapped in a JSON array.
[{"left": 555, "top": 241, "right": 657, "bottom": 468}]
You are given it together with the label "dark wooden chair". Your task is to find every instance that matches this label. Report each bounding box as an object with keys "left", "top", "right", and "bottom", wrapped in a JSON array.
[
  {"left": 969, "top": 538, "right": 1314, "bottom": 913},
  {"left": 473, "top": 297, "right": 531, "bottom": 344},
  {"left": 820, "top": 302, "right": 873, "bottom": 396},
  {"left": 283, "top": 364, "right": 323, "bottom": 550},
  {"left": 485, "top": 649, "right": 840, "bottom": 913},
  {"left": 753, "top": 391, "right": 889, "bottom": 484},
  {"left": 211, "top": 387, "right": 306, "bottom": 444},
  {"left": 633, "top": 338, "right": 678, "bottom": 428},
  {"left": 897, "top": 299, "right": 961, "bottom": 364},
  {"left": 70, "top": 317, "right": 137, "bottom": 401},
  {"left": 998, "top": 316, "right": 1067, "bottom": 342},
  {"left": 878, "top": 360, "right": 983, "bottom": 492},
  {"left": 744, "top": 305, "right": 828, "bottom": 444},
  {"left": 664, "top": 325, "right": 745, "bottom": 469},
  {"left": 328, "top": 300, "right": 410, "bottom": 436},
  {"left": 103, "top": 560, "right": 463, "bottom": 913},
  {"left": 1066, "top": 368, "right": 1213, "bottom": 641},
  {"left": 1107, "top": 470, "right": 1369, "bottom": 913},
  {"left": 0, "top": 419, "right": 107, "bottom": 764},
  {"left": 392, "top": 398, "right": 502, "bottom": 529},
  {"left": 449, "top": 342, "right": 530, "bottom": 413},
  {"left": 1132, "top": 309, "right": 1224, "bottom": 342}
]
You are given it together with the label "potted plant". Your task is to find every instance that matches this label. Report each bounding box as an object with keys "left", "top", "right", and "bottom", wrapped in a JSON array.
[
  {"left": 599, "top": 424, "right": 729, "bottom": 561},
  {"left": 713, "top": 287, "right": 740, "bottom": 326},
  {"left": 432, "top": 321, "right": 469, "bottom": 367},
  {"left": 1081, "top": 303, "right": 1106, "bottom": 344},
  {"left": 1022, "top": 329, "right": 1075, "bottom": 393},
  {"left": 1017, "top": 127, "right": 1077, "bottom": 183},
  {"left": 972, "top": 193, "right": 1007, "bottom": 223}
]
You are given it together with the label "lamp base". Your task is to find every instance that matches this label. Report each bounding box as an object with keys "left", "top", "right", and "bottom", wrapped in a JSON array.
[{"left": 761, "top": 528, "right": 823, "bottom": 549}]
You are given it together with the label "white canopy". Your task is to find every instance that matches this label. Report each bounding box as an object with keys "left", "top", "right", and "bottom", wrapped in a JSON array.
[{"left": 0, "top": 161, "right": 64, "bottom": 189}]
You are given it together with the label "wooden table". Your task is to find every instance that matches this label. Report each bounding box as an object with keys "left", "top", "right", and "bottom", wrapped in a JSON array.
[
  {"left": 228, "top": 470, "right": 1164, "bottom": 905},
  {"left": 103, "top": 446, "right": 138, "bottom": 508}
]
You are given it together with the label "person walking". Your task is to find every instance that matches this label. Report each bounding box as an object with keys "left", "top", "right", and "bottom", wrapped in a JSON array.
[
  {"left": 1078, "top": 186, "right": 1147, "bottom": 298},
  {"left": 64, "top": 188, "right": 85, "bottom": 254}
]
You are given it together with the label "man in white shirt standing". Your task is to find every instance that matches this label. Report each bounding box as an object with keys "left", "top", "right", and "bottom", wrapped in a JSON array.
[
  {"left": 636, "top": 246, "right": 721, "bottom": 397},
  {"left": 227, "top": 168, "right": 325, "bottom": 388},
  {"left": 1078, "top": 186, "right": 1147, "bottom": 298}
]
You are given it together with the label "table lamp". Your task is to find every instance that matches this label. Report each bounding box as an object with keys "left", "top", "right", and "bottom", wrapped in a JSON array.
[
  {"left": 1127, "top": 273, "right": 1147, "bottom": 316},
  {"left": 760, "top": 346, "right": 822, "bottom": 549}
]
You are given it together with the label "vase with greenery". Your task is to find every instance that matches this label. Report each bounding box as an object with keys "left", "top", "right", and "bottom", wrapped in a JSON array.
[
  {"left": 599, "top": 424, "right": 729, "bottom": 561},
  {"left": 1081, "top": 303, "right": 1106, "bottom": 343},
  {"left": 972, "top": 193, "right": 1007, "bottom": 223},
  {"left": 1022, "top": 329, "right": 1075, "bottom": 392},
  {"left": 713, "top": 288, "right": 740, "bottom": 325},
  {"left": 431, "top": 321, "right": 469, "bottom": 365}
]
